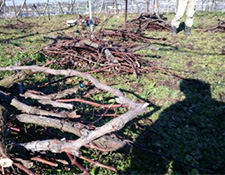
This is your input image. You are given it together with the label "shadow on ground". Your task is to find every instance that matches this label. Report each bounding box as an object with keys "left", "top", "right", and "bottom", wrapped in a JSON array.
[{"left": 125, "top": 78, "right": 225, "bottom": 174}]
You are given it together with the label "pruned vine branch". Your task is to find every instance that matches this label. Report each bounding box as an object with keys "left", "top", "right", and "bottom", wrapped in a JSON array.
[{"left": 0, "top": 65, "right": 148, "bottom": 174}]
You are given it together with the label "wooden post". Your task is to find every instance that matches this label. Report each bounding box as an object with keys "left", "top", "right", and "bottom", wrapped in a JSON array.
[
  {"left": 16, "top": 0, "right": 26, "bottom": 17},
  {"left": 125, "top": 0, "right": 128, "bottom": 24},
  {"left": 12, "top": 0, "right": 17, "bottom": 17},
  {"left": 88, "top": 0, "right": 93, "bottom": 33},
  {"left": 58, "top": 2, "right": 64, "bottom": 15},
  {"left": 33, "top": 4, "right": 40, "bottom": 16},
  {"left": 99, "top": 0, "right": 105, "bottom": 14},
  {"left": 69, "top": 0, "right": 75, "bottom": 14},
  {"left": 43, "top": 0, "right": 49, "bottom": 14},
  {"left": 0, "top": 0, "right": 6, "bottom": 15}
]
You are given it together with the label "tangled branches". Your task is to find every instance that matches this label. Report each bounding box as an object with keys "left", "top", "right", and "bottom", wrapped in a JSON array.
[
  {"left": 126, "top": 13, "right": 170, "bottom": 32},
  {"left": 0, "top": 65, "right": 148, "bottom": 174},
  {"left": 40, "top": 35, "right": 154, "bottom": 76}
]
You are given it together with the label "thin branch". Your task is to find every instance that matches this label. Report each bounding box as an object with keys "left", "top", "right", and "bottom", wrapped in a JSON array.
[
  {"left": 11, "top": 98, "right": 68, "bottom": 118},
  {"left": 38, "top": 99, "right": 74, "bottom": 110},
  {"left": 79, "top": 155, "right": 118, "bottom": 173},
  {"left": 66, "top": 152, "right": 89, "bottom": 174},
  {"left": 24, "top": 86, "right": 79, "bottom": 100},
  {"left": 13, "top": 162, "right": 37, "bottom": 175},
  {"left": 56, "top": 98, "right": 128, "bottom": 109},
  {"left": 31, "top": 156, "right": 58, "bottom": 167}
]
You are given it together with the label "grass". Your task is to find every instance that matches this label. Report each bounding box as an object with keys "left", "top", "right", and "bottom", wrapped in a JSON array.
[{"left": 0, "top": 11, "right": 225, "bottom": 174}]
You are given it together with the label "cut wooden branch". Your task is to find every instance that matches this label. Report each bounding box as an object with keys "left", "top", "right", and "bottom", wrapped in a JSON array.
[
  {"left": 11, "top": 98, "right": 68, "bottom": 118},
  {"left": 0, "top": 70, "right": 32, "bottom": 88},
  {"left": 38, "top": 99, "right": 74, "bottom": 110},
  {"left": 1, "top": 66, "right": 148, "bottom": 158},
  {"left": 15, "top": 103, "right": 147, "bottom": 156},
  {"left": 16, "top": 114, "right": 128, "bottom": 152},
  {"left": 66, "top": 152, "right": 89, "bottom": 174},
  {"left": 24, "top": 86, "right": 79, "bottom": 100},
  {"left": 61, "top": 103, "right": 148, "bottom": 156},
  {"left": 30, "top": 156, "right": 58, "bottom": 167},
  {"left": 13, "top": 158, "right": 33, "bottom": 169},
  {"left": 13, "top": 162, "right": 37, "bottom": 175},
  {"left": 79, "top": 155, "right": 118, "bottom": 173},
  {"left": 56, "top": 98, "right": 128, "bottom": 109},
  {"left": 0, "top": 66, "right": 137, "bottom": 107}
]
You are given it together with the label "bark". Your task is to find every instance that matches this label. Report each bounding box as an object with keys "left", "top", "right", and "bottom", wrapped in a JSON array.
[
  {"left": 38, "top": 99, "right": 74, "bottom": 110},
  {"left": 10, "top": 98, "right": 69, "bottom": 118},
  {"left": 0, "top": 66, "right": 137, "bottom": 107},
  {"left": 16, "top": 103, "right": 147, "bottom": 156},
  {"left": 0, "top": 66, "right": 148, "bottom": 156},
  {"left": 23, "top": 86, "right": 79, "bottom": 100},
  {"left": 16, "top": 114, "right": 129, "bottom": 152},
  {"left": 0, "top": 70, "right": 32, "bottom": 88}
]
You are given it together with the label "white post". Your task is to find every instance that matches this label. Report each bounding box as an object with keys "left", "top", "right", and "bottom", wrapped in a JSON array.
[{"left": 88, "top": 0, "right": 93, "bottom": 33}]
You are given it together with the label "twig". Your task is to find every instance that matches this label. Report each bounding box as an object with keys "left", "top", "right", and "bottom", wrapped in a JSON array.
[
  {"left": 11, "top": 98, "right": 68, "bottom": 118},
  {"left": 13, "top": 162, "right": 37, "bottom": 175},
  {"left": 66, "top": 152, "right": 89, "bottom": 174},
  {"left": 38, "top": 99, "right": 74, "bottom": 110},
  {"left": 37, "top": 76, "right": 72, "bottom": 88},
  {"left": 79, "top": 155, "right": 118, "bottom": 173},
  {"left": 31, "top": 156, "right": 58, "bottom": 167},
  {"left": 85, "top": 65, "right": 115, "bottom": 74},
  {"left": 56, "top": 98, "right": 128, "bottom": 109},
  {"left": 25, "top": 86, "right": 79, "bottom": 100}
]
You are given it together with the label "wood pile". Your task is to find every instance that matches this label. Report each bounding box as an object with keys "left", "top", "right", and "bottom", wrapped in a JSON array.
[
  {"left": 126, "top": 13, "right": 170, "bottom": 32},
  {"left": 99, "top": 28, "right": 166, "bottom": 42},
  {"left": 40, "top": 35, "right": 154, "bottom": 76},
  {"left": 204, "top": 20, "right": 225, "bottom": 32},
  {"left": 0, "top": 19, "right": 36, "bottom": 30},
  {"left": 0, "top": 65, "right": 148, "bottom": 174}
]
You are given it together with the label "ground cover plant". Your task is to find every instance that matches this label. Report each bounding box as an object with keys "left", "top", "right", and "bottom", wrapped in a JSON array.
[{"left": 0, "top": 11, "right": 225, "bottom": 174}]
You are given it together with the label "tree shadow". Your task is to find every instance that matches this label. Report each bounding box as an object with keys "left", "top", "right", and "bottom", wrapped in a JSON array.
[{"left": 125, "top": 78, "right": 225, "bottom": 174}]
